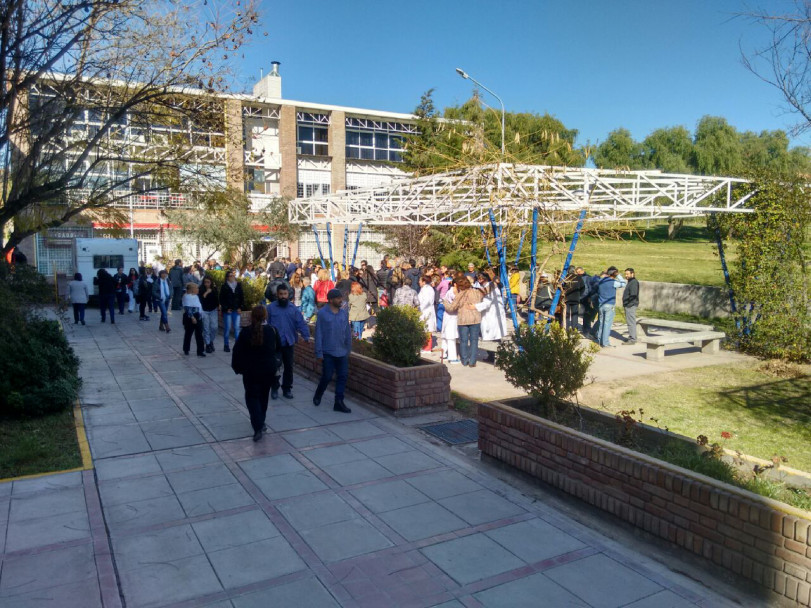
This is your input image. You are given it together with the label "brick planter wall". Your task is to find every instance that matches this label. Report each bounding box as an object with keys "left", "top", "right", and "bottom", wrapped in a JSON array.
[
  {"left": 294, "top": 338, "right": 452, "bottom": 416},
  {"left": 479, "top": 401, "right": 811, "bottom": 606}
]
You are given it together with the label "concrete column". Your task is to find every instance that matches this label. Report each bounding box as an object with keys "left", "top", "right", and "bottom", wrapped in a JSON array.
[
  {"left": 279, "top": 105, "right": 297, "bottom": 200},
  {"left": 224, "top": 99, "right": 245, "bottom": 190},
  {"left": 328, "top": 111, "right": 347, "bottom": 268}
]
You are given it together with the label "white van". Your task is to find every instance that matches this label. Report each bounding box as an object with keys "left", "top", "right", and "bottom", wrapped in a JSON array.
[{"left": 74, "top": 238, "right": 139, "bottom": 297}]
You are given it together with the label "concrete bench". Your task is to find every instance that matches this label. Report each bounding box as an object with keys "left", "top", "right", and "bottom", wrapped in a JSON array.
[
  {"left": 637, "top": 317, "right": 715, "bottom": 334},
  {"left": 638, "top": 330, "right": 726, "bottom": 361}
]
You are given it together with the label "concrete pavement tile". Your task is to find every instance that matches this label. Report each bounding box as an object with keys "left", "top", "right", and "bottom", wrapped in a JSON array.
[
  {"left": 231, "top": 576, "right": 340, "bottom": 608},
  {"left": 140, "top": 418, "right": 206, "bottom": 450},
  {"left": 119, "top": 553, "right": 222, "bottom": 607},
  {"left": 105, "top": 495, "right": 186, "bottom": 531},
  {"left": 0, "top": 577, "right": 102, "bottom": 608},
  {"left": 375, "top": 450, "right": 443, "bottom": 475},
  {"left": 156, "top": 444, "right": 222, "bottom": 471},
  {"left": 0, "top": 543, "right": 97, "bottom": 598},
  {"left": 84, "top": 408, "right": 138, "bottom": 426},
  {"left": 252, "top": 470, "right": 328, "bottom": 500},
  {"left": 125, "top": 397, "right": 177, "bottom": 411},
  {"left": 205, "top": 422, "right": 251, "bottom": 441},
  {"left": 10, "top": 471, "right": 83, "bottom": 495},
  {"left": 112, "top": 524, "right": 203, "bottom": 572},
  {"left": 473, "top": 572, "right": 588, "bottom": 607},
  {"left": 429, "top": 602, "right": 466, "bottom": 608},
  {"left": 321, "top": 459, "right": 393, "bottom": 486},
  {"left": 282, "top": 428, "right": 341, "bottom": 448},
  {"left": 5, "top": 511, "right": 91, "bottom": 552},
  {"left": 438, "top": 489, "right": 525, "bottom": 526},
  {"left": 192, "top": 510, "right": 280, "bottom": 553},
  {"left": 99, "top": 474, "right": 173, "bottom": 506},
  {"left": 349, "top": 479, "right": 431, "bottom": 513},
  {"left": 183, "top": 397, "right": 240, "bottom": 416},
  {"left": 300, "top": 517, "right": 393, "bottom": 562},
  {"left": 9, "top": 486, "right": 86, "bottom": 522},
  {"left": 0, "top": 482, "right": 11, "bottom": 499},
  {"left": 623, "top": 590, "right": 697, "bottom": 607},
  {"left": 406, "top": 470, "right": 483, "bottom": 500},
  {"left": 303, "top": 444, "right": 367, "bottom": 468},
  {"left": 131, "top": 403, "right": 183, "bottom": 422},
  {"left": 328, "top": 421, "right": 384, "bottom": 440},
  {"left": 239, "top": 453, "right": 305, "bottom": 480},
  {"left": 352, "top": 436, "right": 412, "bottom": 458},
  {"left": 544, "top": 554, "right": 663, "bottom": 608},
  {"left": 166, "top": 463, "right": 237, "bottom": 493},
  {"left": 124, "top": 385, "right": 170, "bottom": 402},
  {"left": 207, "top": 536, "right": 306, "bottom": 588},
  {"left": 378, "top": 501, "right": 467, "bottom": 542},
  {"left": 421, "top": 533, "right": 526, "bottom": 585},
  {"left": 266, "top": 412, "right": 320, "bottom": 432},
  {"left": 276, "top": 492, "right": 359, "bottom": 532},
  {"left": 484, "top": 519, "right": 587, "bottom": 564},
  {"left": 177, "top": 482, "right": 254, "bottom": 517},
  {"left": 87, "top": 424, "right": 151, "bottom": 459},
  {"left": 95, "top": 454, "right": 162, "bottom": 481}
]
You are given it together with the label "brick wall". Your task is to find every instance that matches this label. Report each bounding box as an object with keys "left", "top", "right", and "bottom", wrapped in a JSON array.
[
  {"left": 294, "top": 338, "right": 451, "bottom": 416},
  {"left": 478, "top": 402, "right": 811, "bottom": 606}
]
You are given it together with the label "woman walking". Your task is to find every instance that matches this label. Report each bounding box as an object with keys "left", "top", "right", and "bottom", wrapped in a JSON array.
[
  {"left": 314, "top": 268, "right": 334, "bottom": 310},
  {"left": 199, "top": 276, "right": 219, "bottom": 354},
  {"left": 127, "top": 268, "right": 139, "bottom": 313},
  {"left": 182, "top": 283, "right": 206, "bottom": 357},
  {"left": 219, "top": 270, "right": 244, "bottom": 353},
  {"left": 68, "top": 273, "right": 89, "bottom": 325},
  {"left": 231, "top": 306, "right": 281, "bottom": 442},
  {"left": 348, "top": 281, "right": 369, "bottom": 340},
  {"left": 94, "top": 269, "right": 116, "bottom": 324},
  {"left": 137, "top": 267, "right": 153, "bottom": 321},
  {"left": 152, "top": 269, "right": 173, "bottom": 333},
  {"left": 445, "top": 276, "right": 483, "bottom": 367}
]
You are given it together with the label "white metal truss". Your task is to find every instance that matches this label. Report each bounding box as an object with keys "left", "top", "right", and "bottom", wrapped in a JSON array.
[
  {"left": 345, "top": 117, "right": 419, "bottom": 134},
  {"left": 296, "top": 111, "right": 330, "bottom": 125},
  {"left": 289, "top": 163, "right": 757, "bottom": 226},
  {"left": 242, "top": 105, "right": 281, "bottom": 120}
]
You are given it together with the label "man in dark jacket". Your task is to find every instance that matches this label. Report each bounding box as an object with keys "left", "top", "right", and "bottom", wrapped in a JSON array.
[
  {"left": 376, "top": 260, "right": 391, "bottom": 304},
  {"left": 112, "top": 266, "right": 129, "bottom": 314},
  {"left": 267, "top": 285, "right": 311, "bottom": 400},
  {"left": 168, "top": 259, "right": 184, "bottom": 310},
  {"left": 622, "top": 268, "right": 640, "bottom": 345},
  {"left": 269, "top": 258, "right": 286, "bottom": 279},
  {"left": 94, "top": 269, "right": 116, "bottom": 323},
  {"left": 219, "top": 270, "right": 245, "bottom": 352},
  {"left": 564, "top": 268, "right": 583, "bottom": 329}
]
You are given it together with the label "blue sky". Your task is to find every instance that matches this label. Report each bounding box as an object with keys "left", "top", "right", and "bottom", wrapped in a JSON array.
[{"left": 236, "top": 0, "right": 805, "bottom": 148}]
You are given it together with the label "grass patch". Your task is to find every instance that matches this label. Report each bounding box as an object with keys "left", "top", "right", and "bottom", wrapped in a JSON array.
[
  {"left": 0, "top": 409, "right": 83, "bottom": 479},
  {"left": 451, "top": 391, "right": 480, "bottom": 417},
  {"left": 580, "top": 361, "right": 811, "bottom": 473}
]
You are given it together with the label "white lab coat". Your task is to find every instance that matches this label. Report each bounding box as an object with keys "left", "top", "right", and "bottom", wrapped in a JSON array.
[
  {"left": 440, "top": 289, "right": 458, "bottom": 340},
  {"left": 418, "top": 284, "right": 437, "bottom": 332},
  {"left": 476, "top": 283, "right": 508, "bottom": 341}
]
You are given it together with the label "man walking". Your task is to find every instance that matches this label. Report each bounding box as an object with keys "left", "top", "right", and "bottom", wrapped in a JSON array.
[
  {"left": 595, "top": 266, "right": 627, "bottom": 348},
  {"left": 168, "top": 259, "right": 184, "bottom": 310},
  {"left": 267, "top": 285, "right": 310, "bottom": 400},
  {"left": 112, "top": 266, "right": 128, "bottom": 314},
  {"left": 622, "top": 268, "right": 640, "bottom": 345},
  {"left": 313, "top": 289, "right": 352, "bottom": 413}
]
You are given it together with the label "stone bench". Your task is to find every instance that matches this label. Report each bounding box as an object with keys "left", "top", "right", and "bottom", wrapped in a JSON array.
[
  {"left": 637, "top": 317, "right": 715, "bottom": 334},
  {"left": 638, "top": 330, "right": 726, "bottom": 361}
]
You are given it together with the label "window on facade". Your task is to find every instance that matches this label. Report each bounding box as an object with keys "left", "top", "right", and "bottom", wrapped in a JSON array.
[
  {"left": 345, "top": 120, "right": 409, "bottom": 162},
  {"left": 296, "top": 183, "right": 330, "bottom": 198},
  {"left": 297, "top": 113, "right": 329, "bottom": 156}
]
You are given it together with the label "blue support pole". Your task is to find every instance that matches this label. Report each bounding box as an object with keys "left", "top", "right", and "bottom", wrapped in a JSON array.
[
  {"left": 325, "top": 222, "right": 335, "bottom": 280},
  {"left": 515, "top": 230, "right": 526, "bottom": 266},
  {"left": 545, "top": 209, "right": 588, "bottom": 331},
  {"left": 480, "top": 227, "right": 493, "bottom": 268},
  {"left": 528, "top": 208, "right": 539, "bottom": 327},
  {"left": 342, "top": 225, "right": 349, "bottom": 270},
  {"left": 312, "top": 225, "right": 327, "bottom": 270},
  {"left": 350, "top": 223, "right": 363, "bottom": 269},
  {"left": 489, "top": 210, "right": 519, "bottom": 331},
  {"left": 713, "top": 218, "right": 740, "bottom": 332}
]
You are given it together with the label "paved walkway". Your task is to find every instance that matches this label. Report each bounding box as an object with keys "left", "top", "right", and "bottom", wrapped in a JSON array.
[{"left": 0, "top": 312, "right": 740, "bottom": 608}]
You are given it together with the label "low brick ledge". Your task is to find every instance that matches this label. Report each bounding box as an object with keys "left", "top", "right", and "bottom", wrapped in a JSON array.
[{"left": 479, "top": 400, "right": 811, "bottom": 606}]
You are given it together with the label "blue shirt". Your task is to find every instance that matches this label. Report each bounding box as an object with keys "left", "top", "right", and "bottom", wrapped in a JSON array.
[
  {"left": 314, "top": 305, "right": 352, "bottom": 359},
  {"left": 267, "top": 301, "right": 311, "bottom": 347},
  {"left": 597, "top": 276, "right": 627, "bottom": 306}
]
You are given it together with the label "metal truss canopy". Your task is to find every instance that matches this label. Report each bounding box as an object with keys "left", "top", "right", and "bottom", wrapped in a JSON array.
[{"left": 289, "top": 164, "right": 756, "bottom": 226}]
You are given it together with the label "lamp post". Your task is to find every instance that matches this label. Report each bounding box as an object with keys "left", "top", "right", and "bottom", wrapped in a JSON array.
[{"left": 455, "top": 67, "right": 505, "bottom": 157}]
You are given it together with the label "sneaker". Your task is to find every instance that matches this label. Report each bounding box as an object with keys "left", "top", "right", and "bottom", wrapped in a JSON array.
[
  {"left": 224, "top": 344, "right": 230, "bottom": 353},
  {"left": 271, "top": 388, "right": 279, "bottom": 400},
  {"left": 333, "top": 402, "right": 351, "bottom": 414},
  {"left": 313, "top": 395, "right": 321, "bottom": 407},
  {"left": 625, "top": 339, "right": 636, "bottom": 345},
  {"left": 283, "top": 390, "right": 293, "bottom": 399},
  {"left": 209, "top": 343, "right": 215, "bottom": 352},
  {"left": 252, "top": 429, "right": 263, "bottom": 442},
  {"left": 448, "top": 359, "right": 461, "bottom": 365},
  {"left": 197, "top": 352, "right": 206, "bottom": 357}
]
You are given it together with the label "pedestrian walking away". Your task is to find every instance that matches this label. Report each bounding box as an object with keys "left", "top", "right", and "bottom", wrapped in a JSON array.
[
  {"left": 68, "top": 272, "right": 89, "bottom": 325},
  {"left": 231, "top": 306, "right": 282, "bottom": 442},
  {"left": 220, "top": 270, "right": 244, "bottom": 352},
  {"left": 181, "top": 283, "right": 206, "bottom": 357},
  {"left": 169, "top": 259, "right": 184, "bottom": 310},
  {"left": 199, "top": 276, "right": 219, "bottom": 353},
  {"left": 267, "top": 284, "right": 310, "bottom": 400},
  {"left": 152, "top": 269, "right": 173, "bottom": 333},
  {"left": 313, "top": 289, "right": 352, "bottom": 413},
  {"left": 94, "top": 268, "right": 116, "bottom": 324},
  {"left": 623, "top": 268, "right": 640, "bottom": 345},
  {"left": 111, "top": 266, "right": 128, "bottom": 314},
  {"left": 137, "top": 267, "right": 153, "bottom": 321}
]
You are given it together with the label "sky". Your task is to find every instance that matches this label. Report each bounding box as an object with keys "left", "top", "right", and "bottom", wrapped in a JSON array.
[{"left": 235, "top": 0, "right": 806, "bottom": 149}]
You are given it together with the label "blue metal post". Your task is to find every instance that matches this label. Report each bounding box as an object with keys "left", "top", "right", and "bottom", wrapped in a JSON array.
[
  {"left": 312, "top": 226, "right": 327, "bottom": 270},
  {"left": 350, "top": 223, "right": 363, "bottom": 268},
  {"left": 515, "top": 230, "right": 526, "bottom": 266},
  {"left": 713, "top": 219, "right": 740, "bottom": 332},
  {"left": 546, "top": 209, "right": 587, "bottom": 331},
  {"left": 342, "top": 225, "right": 349, "bottom": 269},
  {"left": 528, "top": 208, "right": 538, "bottom": 327},
  {"left": 325, "top": 222, "right": 335, "bottom": 280},
  {"left": 480, "top": 227, "right": 493, "bottom": 268},
  {"left": 489, "top": 210, "right": 519, "bottom": 331}
]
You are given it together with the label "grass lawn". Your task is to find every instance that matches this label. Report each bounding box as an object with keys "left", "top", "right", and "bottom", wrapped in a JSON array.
[
  {"left": 579, "top": 361, "right": 811, "bottom": 473},
  {"left": 0, "top": 409, "right": 83, "bottom": 479}
]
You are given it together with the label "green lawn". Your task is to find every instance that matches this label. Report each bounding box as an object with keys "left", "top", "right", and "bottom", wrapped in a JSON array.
[
  {"left": 0, "top": 410, "right": 83, "bottom": 479},
  {"left": 579, "top": 362, "right": 811, "bottom": 473}
]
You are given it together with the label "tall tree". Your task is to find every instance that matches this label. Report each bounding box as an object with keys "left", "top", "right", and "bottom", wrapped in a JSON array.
[
  {"left": 693, "top": 116, "right": 743, "bottom": 175},
  {"left": 592, "top": 128, "right": 648, "bottom": 170},
  {"left": 641, "top": 126, "right": 694, "bottom": 173},
  {"left": 0, "top": 0, "right": 259, "bottom": 255}
]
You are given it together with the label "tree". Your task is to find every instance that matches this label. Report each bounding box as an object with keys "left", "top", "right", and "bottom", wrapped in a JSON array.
[
  {"left": 592, "top": 128, "right": 648, "bottom": 170},
  {"left": 0, "top": 0, "right": 259, "bottom": 256},
  {"left": 693, "top": 116, "right": 743, "bottom": 175},
  {"left": 641, "top": 126, "right": 694, "bottom": 173}
]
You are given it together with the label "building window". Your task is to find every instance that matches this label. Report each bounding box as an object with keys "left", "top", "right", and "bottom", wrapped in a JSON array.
[
  {"left": 345, "top": 119, "right": 412, "bottom": 163},
  {"left": 296, "top": 183, "right": 330, "bottom": 198},
  {"left": 297, "top": 113, "right": 329, "bottom": 156}
]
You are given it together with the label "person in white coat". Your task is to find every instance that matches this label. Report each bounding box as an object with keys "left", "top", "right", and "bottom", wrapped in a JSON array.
[
  {"left": 440, "top": 277, "right": 460, "bottom": 363},
  {"left": 68, "top": 272, "right": 89, "bottom": 325},
  {"left": 418, "top": 276, "right": 437, "bottom": 352},
  {"left": 475, "top": 273, "right": 508, "bottom": 342}
]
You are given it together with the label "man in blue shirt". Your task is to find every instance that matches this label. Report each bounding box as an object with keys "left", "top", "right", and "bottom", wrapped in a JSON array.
[
  {"left": 267, "top": 285, "right": 311, "bottom": 399},
  {"left": 313, "top": 288, "right": 352, "bottom": 413},
  {"left": 595, "top": 266, "right": 627, "bottom": 348}
]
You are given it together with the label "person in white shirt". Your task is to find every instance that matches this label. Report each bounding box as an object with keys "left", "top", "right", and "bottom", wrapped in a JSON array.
[
  {"left": 475, "top": 272, "right": 508, "bottom": 342},
  {"left": 181, "top": 283, "right": 205, "bottom": 356},
  {"left": 418, "top": 275, "right": 437, "bottom": 352},
  {"left": 68, "top": 272, "right": 89, "bottom": 325}
]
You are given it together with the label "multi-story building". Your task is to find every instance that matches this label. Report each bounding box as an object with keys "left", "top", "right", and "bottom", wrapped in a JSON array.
[{"left": 31, "top": 62, "right": 417, "bottom": 274}]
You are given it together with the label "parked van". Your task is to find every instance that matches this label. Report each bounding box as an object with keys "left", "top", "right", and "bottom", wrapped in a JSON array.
[{"left": 74, "top": 238, "right": 138, "bottom": 297}]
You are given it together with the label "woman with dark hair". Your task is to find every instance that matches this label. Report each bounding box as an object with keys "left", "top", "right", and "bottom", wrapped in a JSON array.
[
  {"left": 93, "top": 268, "right": 116, "bottom": 323},
  {"left": 68, "top": 272, "right": 89, "bottom": 325},
  {"left": 182, "top": 283, "right": 206, "bottom": 357},
  {"left": 445, "top": 276, "right": 483, "bottom": 367},
  {"left": 231, "top": 306, "right": 281, "bottom": 442},
  {"left": 126, "top": 267, "right": 138, "bottom": 313},
  {"left": 137, "top": 267, "right": 153, "bottom": 321},
  {"left": 219, "top": 269, "right": 244, "bottom": 352},
  {"left": 199, "top": 276, "right": 219, "bottom": 353}
]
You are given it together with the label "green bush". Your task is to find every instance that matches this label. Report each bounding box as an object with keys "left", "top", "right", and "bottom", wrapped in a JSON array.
[
  {"left": 495, "top": 323, "right": 598, "bottom": 414},
  {"left": 241, "top": 276, "right": 268, "bottom": 308},
  {"left": 205, "top": 269, "right": 226, "bottom": 289},
  {"left": 371, "top": 306, "right": 427, "bottom": 367}
]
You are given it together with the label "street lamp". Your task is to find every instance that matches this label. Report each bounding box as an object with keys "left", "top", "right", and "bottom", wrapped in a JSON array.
[{"left": 455, "top": 67, "right": 505, "bottom": 157}]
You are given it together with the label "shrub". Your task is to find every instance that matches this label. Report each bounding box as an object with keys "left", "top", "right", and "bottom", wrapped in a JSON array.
[
  {"left": 495, "top": 323, "right": 598, "bottom": 414},
  {"left": 371, "top": 305, "right": 427, "bottom": 367},
  {"left": 205, "top": 269, "right": 226, "bottom": 289},
  {"left": 241, "top": 276, "right": 268, "bottom": 308}
]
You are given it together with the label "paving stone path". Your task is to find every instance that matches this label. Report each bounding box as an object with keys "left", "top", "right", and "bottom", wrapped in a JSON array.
[{"left": 0, "top": 312, "right": 738, "bottom": 607}]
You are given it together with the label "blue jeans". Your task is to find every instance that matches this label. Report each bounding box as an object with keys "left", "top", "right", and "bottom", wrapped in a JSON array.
[
  {"left": 458, "top": 323, "right": 480, "bottom": 366},
  {"left": 100, "top": 294, "right": 115, "bottom": 322},
  {"left": 598, "top": 303, "right": 616, "bottom": 346},
  {"left": 223, "top": 311, "right": 241, "bottom": 346},
  {"left": 72, "top": 303, "right": 86, "bottom": 323},
  {"left": 351, "top": 320, "right": 365, "bottom": 340},
  {"left": 154, "top": 296, "right": 170, "bottom": 325},
  {"left": 436, "top": 301, "right": 444, "bottom": 332},
  {"left": 315, "top": 354, "right": 349, "bottom": 403}
]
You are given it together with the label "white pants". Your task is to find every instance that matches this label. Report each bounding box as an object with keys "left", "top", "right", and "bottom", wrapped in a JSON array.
[
  {"left": 442, "top": 338, "right": 458, "bottom": 361},
  {"left": 127, "top": 288, "right": 135, "bottom": 312}
]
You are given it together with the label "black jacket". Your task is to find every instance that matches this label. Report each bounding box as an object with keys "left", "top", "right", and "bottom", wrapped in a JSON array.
[
  {"left": 219, "top": 281, "right": 245, "bottom": 311},
  {"left": 200, "top": 286, "right": 219, "bottom": 311},
  {"left": 564, "top": 274, "right": 584, "bottom": 304},
  {"left": 623, "top": 277, "right": 640, "bottom": 307},
  {"left": 231, "top": 325, "right": 281, "bottom": 378},
  {"left": 264, "top": 278, "right": 291, "bottom": 303},
  {"left": 94, "top": 272, "right": 116, "bottom": 296},
  {"left": 376, "top": 267, "right": 391, "bottom": 289}
]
